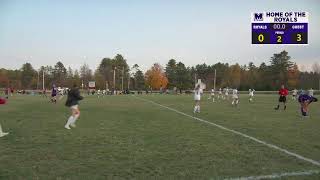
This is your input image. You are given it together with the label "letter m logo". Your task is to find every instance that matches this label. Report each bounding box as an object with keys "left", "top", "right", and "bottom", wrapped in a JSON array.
[{"left": 254, "top": 13, "right": 263, "bottom": 21}]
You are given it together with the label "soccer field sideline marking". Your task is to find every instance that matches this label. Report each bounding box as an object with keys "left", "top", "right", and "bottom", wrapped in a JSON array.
[
  {"left": 223, "top": 169, "right": 320, "bottom": 180},
  {"left": 224, "top": 169, "right": 320, "bottom": 180},
  {"left": 133, "top": 96, "right": 320, "bottom": 167}
]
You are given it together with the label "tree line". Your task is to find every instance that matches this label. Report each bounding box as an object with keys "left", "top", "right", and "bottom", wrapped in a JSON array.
[{"left": 0, "top": 51, "right": 319, "bottom": 91}]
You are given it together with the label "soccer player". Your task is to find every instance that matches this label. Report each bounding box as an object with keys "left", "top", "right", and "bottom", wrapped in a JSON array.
[
  {"left": 193, "top": 85, "right": 202, "bottom": 113},
  {"left": 292, "top": 88, "right": 298, "bottom": 100},
  {"left": 225, "top": 87, "right": 229, "bottom": 100},
  {"left": 231, "top": 88, "right": 239, "bottom": 107},
  {"left": 308, "top": 88, "right": 314, "bottom": 96},
  {"left": 10, "top": 88, "right": 14, "bottom": 96},
  {"left": 208, "top": 89, "right": 215, "bottom": 102},
  {"left": 97, "top": 89, "right": 101, "bottom": 98},
  {"left": 249, "top": 89, "right": 255, "bottom": 102},
  {"left": 58, "top": 88, "right": 65, "bottom": 100},
  {"left": 218, "top": 88, "right": 222, "bottom": 100},
  {"left": 64, "top": 84, "right": 83, "bottom": 129},
  {"left": 274, "top": 85, "right": 289, "bottom": 110},
  {"left": 0, "top": 97, "right": 9, "bottom": 137},
  {"left": 298, "top": 93, "right": 318, "bottom": 117},
  {"left": 51, "top": 85, "right": 57, "bottom": 103}
]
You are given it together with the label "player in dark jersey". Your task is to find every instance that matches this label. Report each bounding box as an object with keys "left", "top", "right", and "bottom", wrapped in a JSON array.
[
  {"left": 64, "top": 84, "right": 83, "bottom": 129},
  {"left": 274, "top": 85, "right": 289, "bottom": 110},
  {"left": 51, "top": 85, "right": 57, "bottom": 103},
  {"left": 298, "top": 93, "right": 318, "bottom": 117}
]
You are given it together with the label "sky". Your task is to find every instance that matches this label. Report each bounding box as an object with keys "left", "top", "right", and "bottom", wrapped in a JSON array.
[{"left": 0, "top": 0, "right": 319, "bottom": 72}]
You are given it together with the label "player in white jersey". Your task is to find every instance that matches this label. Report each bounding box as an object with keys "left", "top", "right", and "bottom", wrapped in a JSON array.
[
  {"left": 231, "top": 88, "right": 239, "bottom": 107},
  {"left": 208, "top": 89, "right": 215, "bottom": 102},
  {"left": 58, "top": 88, "right": 65, "bottom": 100},
  {"left": 97, "top": 89, "right": 101, "bottom": 98},
  {"left": 249, "top": 89, "right": 255, "bottom": 102},
  {"left": 193, "top": 85, "right": 202, "bottom": 113},
  {"left": 224, "top": 87, "right": 229, "bottom": 100},
  {"left": 292, "top": 88, "right": 298, "bottom": 100},
  {"left": 218, "top": 88, "right": 222, "bottom": 100},
  {"left": 308, "top": 88, "right": 314, "bottom": 96}
]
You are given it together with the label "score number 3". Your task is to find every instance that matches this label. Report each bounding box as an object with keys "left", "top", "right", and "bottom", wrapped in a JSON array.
[{"left": 297, "top": 34, "right": 302, "bottom": 42}]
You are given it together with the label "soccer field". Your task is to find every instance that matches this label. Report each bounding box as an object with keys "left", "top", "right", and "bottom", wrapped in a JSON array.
[{"left": 1, "top": 94, "right": 320, "bottom": 179}]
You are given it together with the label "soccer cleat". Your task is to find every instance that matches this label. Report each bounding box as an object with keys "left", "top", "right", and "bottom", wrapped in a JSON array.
[{"left": 64, "top": 125, "right": 71, "bottom": 130}]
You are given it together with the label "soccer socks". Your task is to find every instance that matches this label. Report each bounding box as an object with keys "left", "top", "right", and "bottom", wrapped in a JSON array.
[
  {"left": 232, "top": 100, "right": 239, "bottom": 106},
  {"left": 65, "top": 116, "right": 73, "bottom": 129},
  {"left": 284, "top": 105, "right": 286, "bottom": 110},
  {"left": 274, "top": 105, "right": 280, "bottom": 110},
  {"left": 193, "top": 105, "right": 200, "bottom": 113},
  {"left": 65, "top": 114, "right": 80, "bottom": 129},
  {"left": 300, "top": 107, "right": 307, "bottom": 116},
  {"left": 71, "top": 114, "right": 79, "bottom": 125}
]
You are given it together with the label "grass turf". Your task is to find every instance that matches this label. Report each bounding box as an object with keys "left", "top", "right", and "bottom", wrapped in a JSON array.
[{"left": 0, "top": 94, "right": 319, "bottom": 179}]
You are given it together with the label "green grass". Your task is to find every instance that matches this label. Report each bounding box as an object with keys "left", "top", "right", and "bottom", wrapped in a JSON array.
[{"left": 0, "top": 94, "right": 319, "bottom": 179}]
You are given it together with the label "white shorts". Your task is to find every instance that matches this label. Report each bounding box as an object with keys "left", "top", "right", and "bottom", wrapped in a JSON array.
[
  {"left": 194, "top": 95, "right": 201, "bottom": 101},
  {"left": 71, "top": 105, "right": 79, "bottom": 110},
  {"left": 232, "top": 95, "right": 239, "bottom": 99}
]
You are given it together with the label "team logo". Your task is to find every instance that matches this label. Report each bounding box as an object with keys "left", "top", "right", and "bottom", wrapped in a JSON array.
[{"left": 254, "top": 13, "right": 263, "bottom": 21}]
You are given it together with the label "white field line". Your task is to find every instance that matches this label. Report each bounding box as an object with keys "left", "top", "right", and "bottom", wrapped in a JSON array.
[
  {"left": 224, "top": 169, "right": 320, "bottom": 180},
  {"left": 134, "top": 96, "right": 320, "bottom": 167}
]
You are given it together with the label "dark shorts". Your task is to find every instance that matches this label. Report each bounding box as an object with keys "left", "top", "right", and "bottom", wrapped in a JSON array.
[{"left": 279, "top": 96, "right": 286, "bottom": 103}]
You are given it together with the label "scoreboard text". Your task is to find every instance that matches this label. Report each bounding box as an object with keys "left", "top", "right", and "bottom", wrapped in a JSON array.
[{"left": 251, "top": 12, "right": 308, "bottom": 45}]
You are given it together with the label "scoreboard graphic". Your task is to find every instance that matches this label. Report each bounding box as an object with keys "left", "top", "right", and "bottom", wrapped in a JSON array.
[{"left": 251, "top": 12, "right": 308, "bottom": 45}]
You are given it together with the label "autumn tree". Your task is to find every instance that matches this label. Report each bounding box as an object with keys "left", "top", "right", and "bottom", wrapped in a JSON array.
[{"left": 145, "top": 63, "right": 168, "bottom": 90}]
